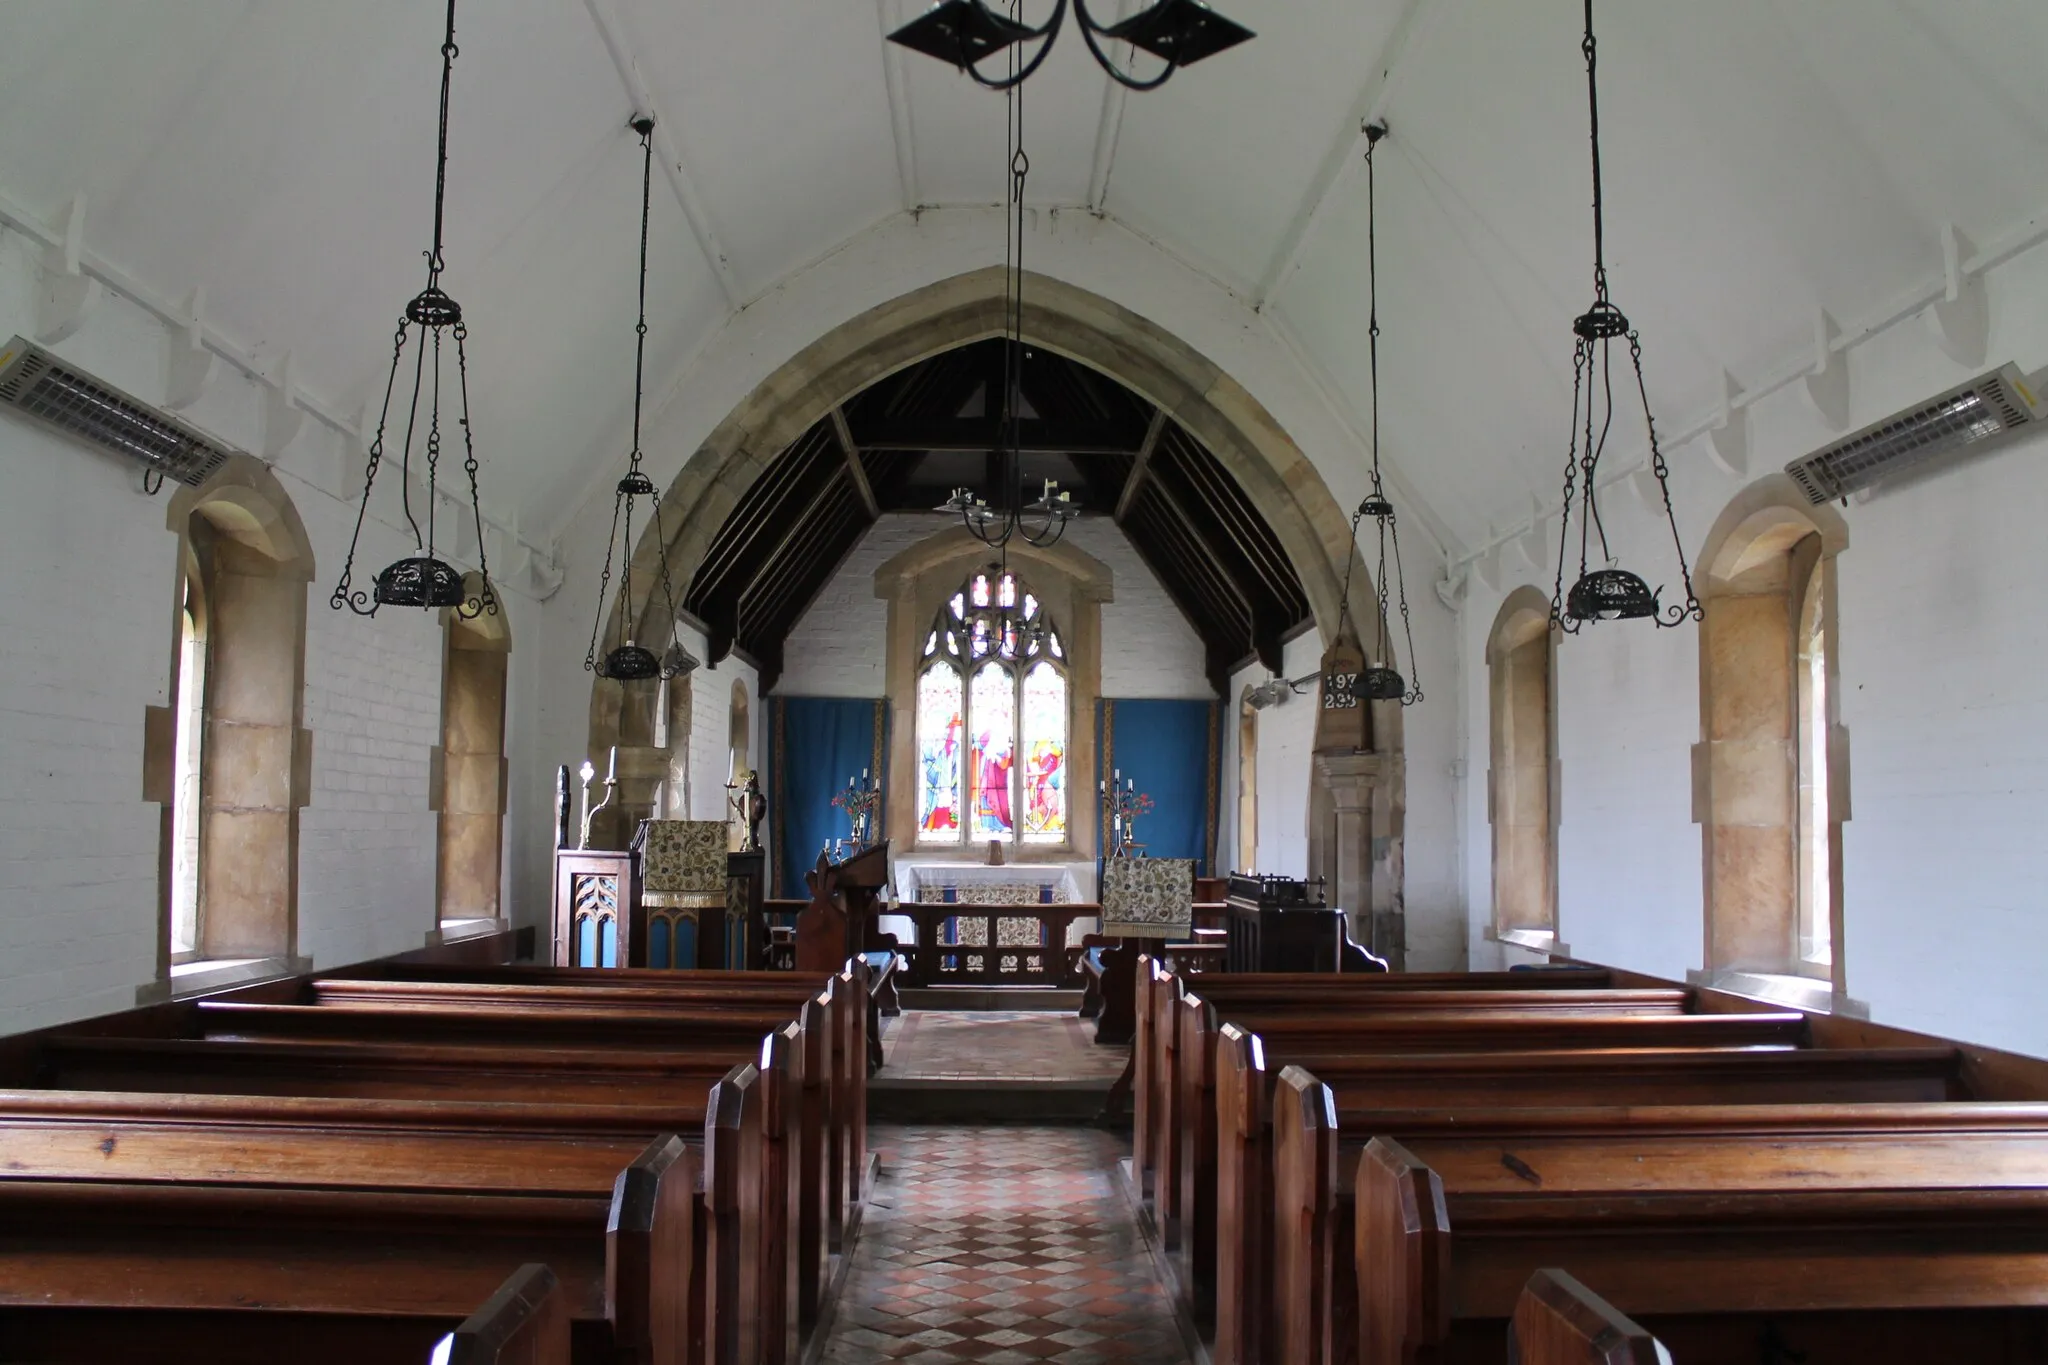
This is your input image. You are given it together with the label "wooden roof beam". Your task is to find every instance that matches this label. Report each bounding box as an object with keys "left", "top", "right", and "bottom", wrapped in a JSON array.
[
  {"left": 1114, "top": 408, "right": 1169, "bottom": 522},
  {"left": 828, "top": 406, "right": 880, "bottom": 519}
]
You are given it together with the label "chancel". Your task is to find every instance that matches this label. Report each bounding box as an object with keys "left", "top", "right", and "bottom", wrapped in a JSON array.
[{"left": 5, "top": 1, "right": 2048, "bottom": 1362}]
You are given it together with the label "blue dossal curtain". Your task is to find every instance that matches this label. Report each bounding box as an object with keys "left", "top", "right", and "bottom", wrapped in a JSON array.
[
  {"left": 768, "top": 697, "right": 889, "bottom": 898},
  {"left": 1096, "top": 698, "right": 1222, "bottom": 875}
]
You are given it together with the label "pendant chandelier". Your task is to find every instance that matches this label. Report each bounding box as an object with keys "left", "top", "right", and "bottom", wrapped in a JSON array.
[
  {"left": 889, "top": 0, "right": 1252, "bottom": 92},
  {"left": 1335, "top": 125, "right": 1422, "bottom": 707},
  {"left": 330, "top": 0, "right": 495, "bottom": 620},
  {"left": 582, "top": 118, "right": 695, "bottom": 684},
  {"left": 1547, "top": 0, "right": 1701, "bottom": 633},
  {"left": 943, "top": 71, "right": 1078, "bottom": 551}
]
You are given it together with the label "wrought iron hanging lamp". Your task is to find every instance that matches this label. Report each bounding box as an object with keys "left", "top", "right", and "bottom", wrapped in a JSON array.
[
  {"left": 889, "top": 0, "right": 1252, "bottom": 92},
  {"left": 1336, "top": 124, "right": 1422, "bottom": 707},
  {"left": 942, "top": 66, "right": 1078, "bottom": 551},
  {"left": 582, "top": 118, "right": 695, "bottom": 684},
  {"left": 330, "top": 0, "right": 495, "bottom": 620},
  {"left": 1547, "top": 0, "right": 1701, "bottom": 633}
]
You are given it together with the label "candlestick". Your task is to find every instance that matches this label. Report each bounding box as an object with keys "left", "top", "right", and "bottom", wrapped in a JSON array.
[{"left": 577, "top": 761, "right": 596, "bottom": 850}]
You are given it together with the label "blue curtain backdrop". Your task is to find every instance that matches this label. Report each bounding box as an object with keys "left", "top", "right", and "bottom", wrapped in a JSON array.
[
  {"left": 1096, "top": 698, "right": 1222, "bottom": 875},
  {"left": 768, "top": 697, "right": 889, "bottom": 897}
]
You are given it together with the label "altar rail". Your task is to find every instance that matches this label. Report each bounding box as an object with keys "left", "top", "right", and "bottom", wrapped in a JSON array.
[{"left": 896, "top": 903, "right": 1096, "bottom": 989}]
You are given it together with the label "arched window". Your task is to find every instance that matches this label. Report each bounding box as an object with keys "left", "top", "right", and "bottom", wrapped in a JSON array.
[
  {"left": 1696, "top": 482, "right": 1847, "bottom": 1003},
  {"left": 435, "top": 573, "right": 509, "bottom": 935},
  {"left": 1487, "top": 588, "right": 1558, "bottom": 948},
  {"left": 150, "top": 456, "right": 315, "bottom": 981},
  {"left": 916, "top": 569, "right": 1067, "bottom": 846}
]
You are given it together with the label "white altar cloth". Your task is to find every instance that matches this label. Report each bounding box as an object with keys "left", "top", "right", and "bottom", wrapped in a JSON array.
[{"left": 893, "top": 860, "right": 1094, "bottom": 905}]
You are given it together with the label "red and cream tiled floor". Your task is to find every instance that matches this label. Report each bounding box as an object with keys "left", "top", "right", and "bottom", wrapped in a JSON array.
[{"left": 821, "top": 1126, "right": 1189, "bottom": 1365}]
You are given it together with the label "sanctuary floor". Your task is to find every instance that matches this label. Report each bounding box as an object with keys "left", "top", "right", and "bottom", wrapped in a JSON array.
[
  {"left": 879, "top": 1010, "right": 1131, "bottom": 1083},
  {"left": 819, "top": 1125, "right": 1190, "bottom": 1365}
]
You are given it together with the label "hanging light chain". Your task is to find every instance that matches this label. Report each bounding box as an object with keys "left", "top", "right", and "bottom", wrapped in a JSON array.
[
  {"left": 452, "top": 319, "right": 496, "bottom": 616},
  {"left": 427, "top": 0, "right": 459, "bottom": 282}
]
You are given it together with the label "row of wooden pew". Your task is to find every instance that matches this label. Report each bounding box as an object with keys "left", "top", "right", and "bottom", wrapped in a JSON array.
[
  {"left": 1132, "top": 958, "right": 2048, "bottom": 1365},
  {"left": 0, "top": 935, "right": 872, "bottom": 1365}
]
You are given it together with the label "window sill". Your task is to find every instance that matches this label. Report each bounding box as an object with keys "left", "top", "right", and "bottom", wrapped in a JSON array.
[
  {"left": 1687, "top": 968, "right": 1869, "bottom": 1019},
  {"left": 136, "top": 955, "right": 310, "bottom": 1005},
  {"left": 1486, "top": 926, "right": 1573, "bottom": 959},
  {"left": 430, "top": 917, "right": 509, "bottom": 946}
]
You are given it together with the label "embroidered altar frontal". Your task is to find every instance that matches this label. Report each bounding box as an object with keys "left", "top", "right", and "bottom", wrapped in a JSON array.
[{"left": 1100, "top": 857, "right": 1194, "bottom": 938}]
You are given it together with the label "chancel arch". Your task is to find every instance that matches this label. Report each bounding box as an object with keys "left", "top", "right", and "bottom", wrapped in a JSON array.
[
  {"left": 1692, "top": 476, "right": 1850, "bottom": 1005},
  {"left": 146, "top": 456, "right": 315, "bottom": 981},
  {"left": 432, "top": 573, "right": 510, "bottom": 937},
  {"left": 1487, "top": 586, "right": 1558, "bottom": 951}
]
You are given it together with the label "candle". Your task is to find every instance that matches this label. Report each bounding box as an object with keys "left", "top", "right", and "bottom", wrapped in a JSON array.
[{"left": 605, "top": 747, "right": 618, "bottom": 783}]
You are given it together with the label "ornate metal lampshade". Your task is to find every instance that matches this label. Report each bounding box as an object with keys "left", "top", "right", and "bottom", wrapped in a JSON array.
[
  {"left": 889, "top": 0, "right": 1252, "bottom": 92},
  {"left": 330, "top": 0, "right": 496, "bottom": 623},
  {"left": 584, "top": 119, "right": 689, "bottom": 684},
  {"left": 1332, "top": 124, "right": 1423, "bottom": 709},
  {"left": 1546, "top": 0, "right": 1701, "bottom": 635}
]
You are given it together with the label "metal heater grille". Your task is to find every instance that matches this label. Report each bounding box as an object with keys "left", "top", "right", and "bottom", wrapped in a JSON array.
[
  {"left": 0, "top": 337, "right": 231, "bottom": 487},
  {"left": 1787, "top": 364, "right": 2041, "bottom": 504}
]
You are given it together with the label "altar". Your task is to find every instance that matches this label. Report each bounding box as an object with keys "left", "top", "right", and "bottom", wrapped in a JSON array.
[
  {"left": 892, "top": 860, "right": 1095, "bottom": 905},
  {"left": 885, "top": 860, "right": 1098, "bottom": 947}
]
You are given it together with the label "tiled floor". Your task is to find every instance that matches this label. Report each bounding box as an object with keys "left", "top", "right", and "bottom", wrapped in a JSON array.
[
  {"left": 821, "top": 1126, "right": 1190, "bottom": 1365},
  {"left": 880, "top": 1011, "right": 1131, "bottom": 1082}
]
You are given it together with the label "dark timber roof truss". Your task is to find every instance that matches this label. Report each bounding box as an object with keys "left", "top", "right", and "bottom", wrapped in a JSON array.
[{"left": 684, "top": 339, "right": 1309, "bottom": 692}]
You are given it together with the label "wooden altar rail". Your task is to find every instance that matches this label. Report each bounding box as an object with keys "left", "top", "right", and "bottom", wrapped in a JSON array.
[{"left": 895, "top": 903, "right": 1096, "bottom": 990}]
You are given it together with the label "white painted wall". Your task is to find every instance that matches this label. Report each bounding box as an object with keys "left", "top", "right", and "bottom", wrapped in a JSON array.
[
  {"left": 775, "top": 513, "right": 1213, "bottom": 700},
  {"left": 1458, "top": 235, "right": 2048, "bottom": 1057},
  {"left": 0, "top": 225, "right": 538, "bottom": 1035}
]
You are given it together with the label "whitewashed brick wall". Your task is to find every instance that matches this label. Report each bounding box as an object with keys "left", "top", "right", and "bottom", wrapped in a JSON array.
[
  {"left": 1456, "top": 234, "right": 2048, "bottom": 1058},
  {"left": 0, "top": 225, "right": 531, "bottom": 1034}
]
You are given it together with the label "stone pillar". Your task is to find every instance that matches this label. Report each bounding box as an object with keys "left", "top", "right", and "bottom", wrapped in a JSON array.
[{"left": 1312, "top": 752, "right": 1403, "bottom": 969}]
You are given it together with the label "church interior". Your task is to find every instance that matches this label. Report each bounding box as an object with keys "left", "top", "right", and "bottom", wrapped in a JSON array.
[{"left": 3, "top": 0, "right": 2048, "bottom": 1361}]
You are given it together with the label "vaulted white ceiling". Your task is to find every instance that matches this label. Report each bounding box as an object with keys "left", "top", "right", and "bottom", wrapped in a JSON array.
[{"left": 4, "top": 0, "right": 2045, "bottom": 561}]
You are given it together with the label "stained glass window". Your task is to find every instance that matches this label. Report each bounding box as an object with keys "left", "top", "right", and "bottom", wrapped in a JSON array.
[
  {"left": 969, "top": 662, "right": 1015, "bottom": 841},
  {"left": 916, "top": 663, "right": 964, "bottom": 836},
  {"left": 917, "top": 571, "right": 1067, "bottom": 847},
  {"left": 1020, "top": 662, "right": 1066, "bottom": 842}
]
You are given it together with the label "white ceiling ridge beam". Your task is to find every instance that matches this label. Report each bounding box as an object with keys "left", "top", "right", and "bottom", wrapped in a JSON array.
[
  {"left": 1251, "top": 0, "right": 1444, "bottom": 309},
  {"left": 580, "top": 0, "right": 745, "bottom": 310},
  {"left": 1258, "top": 306, "right": 1457, "bottom": 564},
  {"left": 876, "top": 0, "right": 921, "bottom": 211},
  {"left": 1444, "top": 205, "right": 2048, "bottom": 575},
  {"left": 0, "top": 187, "right": 562, "bottom": 594}
]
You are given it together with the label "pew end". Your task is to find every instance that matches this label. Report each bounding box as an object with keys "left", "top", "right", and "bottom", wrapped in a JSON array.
[
  {"left": 1509, "top": 1270, "right": 1671, "bottom": 1365},
  {"left": 437, "top": 1264, "right": 573, "bottom": 1365}
]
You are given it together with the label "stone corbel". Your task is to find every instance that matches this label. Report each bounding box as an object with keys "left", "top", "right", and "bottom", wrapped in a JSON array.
[
  {"left": 1702, "top": 370, "right": 1749, "bottom": 478},
  {"left": 262, "top": 353, "right": 306, "bottom": 459},
  {"left": 35, "top": 195, "right": 104, "bottom": 345},
  {"left": 164, "top": 288, "right": 217, "bottom": 412},
  {"left": 1923, "top": 224, "right": 1989, "bottom": 370},
  {"left": 1801, "top": 308, "right": 1850, "bottom": 432}
]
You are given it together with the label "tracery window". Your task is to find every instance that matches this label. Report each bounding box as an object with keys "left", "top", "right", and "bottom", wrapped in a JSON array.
[{"left": 917, "top": 570, "right": 1067, "bottom": 846}]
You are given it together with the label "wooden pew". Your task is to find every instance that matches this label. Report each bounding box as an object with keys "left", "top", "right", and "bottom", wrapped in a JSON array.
[
  {"left": 1155, "top": 991, "right": 1804, "bottom": 1305},
  {"left": 1354, "top": 1125, "right": 2048, "bottom": 1365},
  {"left": 31, "top": 1028, "right": 838, "bottom": 1349},
  {"left": 0, "top": 1261, "right": 571, "bottom": 1365},
  {"left": 1508, "top": 1270, "right": 1670, "bottom": 1365},
  {"left": 1215, "top": 1037, "right": 1967, "bottom": 1365},
  {"left": 0, "top": 1119, "right": 695, "bottom": 1365},
  {"left": 1131, "top": 962, "right": 1619, "bottom": 1196}
]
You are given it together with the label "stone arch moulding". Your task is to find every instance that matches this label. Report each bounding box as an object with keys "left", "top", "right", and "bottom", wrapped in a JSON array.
[
  {"left": 1484, "top": 585, "right": 1562, "bottom": 955},
  {"left": 583, "top": 266, "right": 1370, "bottom": 757},
  {"left": 143, "top": 454, "right": 316, "bottom": 995},
  {"left": 1689, "top": 473, "right": 1857, "bottom": 1012}
]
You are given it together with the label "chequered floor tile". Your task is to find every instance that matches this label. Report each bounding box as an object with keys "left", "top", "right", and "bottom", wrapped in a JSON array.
[
  {"left": 821, "top": 1126, "right": 1188, "bottom": 1365},
  {"left": 881, "top": 1012, "right": 1130, "bottom": 1082}
]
